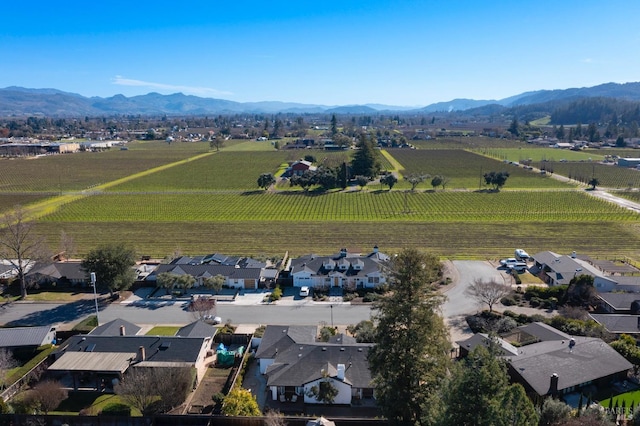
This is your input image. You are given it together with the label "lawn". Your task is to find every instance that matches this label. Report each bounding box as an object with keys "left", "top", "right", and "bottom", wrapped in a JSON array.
[
  {"left": 52, "top": 391, "right": 142, "bottom": 416},
  {"left": 146, "top": 326, "right": 180, "bottom": 336},
  {"left": 599, "top": 389, "right": 640, "bottom": 414}
]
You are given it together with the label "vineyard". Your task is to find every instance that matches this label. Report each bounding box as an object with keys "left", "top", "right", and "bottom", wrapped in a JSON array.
[
  {"left": 473, "top": 147, "right": 605, "bottom": 163},
  {"left": 2, "top": 138, "right": 640, "bottom": 259},
  {"left": 539, "top": 162, "right": 640, "bottom": 188},
  {"left": 39, "top": 191, "right": 637, "bottom": 223},
  {"left": 0, "top": 140, "right": 209, "bottom": 192},
  {"left": 29, "top": 220, "right": 640, "bottom": 260},
  {"left": 387, "top": 149, "right": 570, "bottom": 189}
]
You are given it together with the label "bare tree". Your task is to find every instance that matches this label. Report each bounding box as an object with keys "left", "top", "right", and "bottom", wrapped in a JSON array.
[
  {"left": 404, "top": 173, "right": 430, "bottom": 191},
  {"left": 264, "top": 410, "right": 288, "bottom": 426},
  {"left": 0, "top": 207, "right": 48, "bottom": 298},
  {"left": 115, "top": 367, "right": 193, "bottom": 414},
  {"left": 465, "top": 278, "right": 512, "bottom": 312},
  {"left": 58, "top": 230, "right": 75, "bottom": 260},
  {"left": 28, "top": 380, "right": 68, "bottom": 414},
  {"left": 188, "top": 297, "right": 216, "bottom": 320},
  {"left": 0, "top": 349, "right": 16, "bottom": 386}
]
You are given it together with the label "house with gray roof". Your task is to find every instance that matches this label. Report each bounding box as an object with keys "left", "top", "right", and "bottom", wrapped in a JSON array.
[
  {"left": 457, "top": 323, "right": 632, "bottom": 398},
  {"left": 530, "top": 251, "right": 603, "bottom": 286},
  {"left": 589, "top": 313, "right": 640, "bottom": 335},
  {"left": 89, "top": 318, "right": 141, "bottom": 336},
  {"left": 256, "top": 325, "right": 373, "bottom": 405},
  {"left": 0, "top": 325, "right": 56, "bottom": 350},
  {"left": 25, "top": 261, "right": 88, "bottom": 287},
  {"left": 147, "top": 263, "right": 267, "bottom": 290},
  {"left": 289, "top": 247, "right": 389, "bottom": 290},
  {"left": 49, "top": 320, "right": 216, "bottom": 390}
]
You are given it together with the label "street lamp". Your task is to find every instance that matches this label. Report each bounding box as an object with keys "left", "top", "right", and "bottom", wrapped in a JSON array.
[
  {"left": 90, "top": 272, "right": 100, "bottom": 325},
  {"left": 330, "top": 304, "right": 334, "bottom": 328}
]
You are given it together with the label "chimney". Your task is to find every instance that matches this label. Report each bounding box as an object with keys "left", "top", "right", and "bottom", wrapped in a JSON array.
[
  {"left": 119, "top": 325, "right": 126, "bottom": 336},
  {"left": 373, "top": 245, "right": 379, "bottom": 254},
  {"left": 340, "top": 248, "right": 347, "bottom": 258},
  {"left": 549, "top": 373, "right": 559, "bottom": 395},
  {"left": 337, "top": 363, "right": 345, "bottom": 380},
  {"left": 571, "top": 251, "right": 577, "bottom": 258},
  {"left": 138, "top": 346, "right": 146, "bottom": 362}
]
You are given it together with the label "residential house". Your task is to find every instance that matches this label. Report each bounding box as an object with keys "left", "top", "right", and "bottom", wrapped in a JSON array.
[
  {"left": 289, "top": 247, "right": 389, "bottom": 290},
  {"left": 0, "top": 325, "right": 57, "bottom": 351},
  {"left": 25, "top": 261, "right": 89, "bottom": 287},
  {"left": 457, "top": 323, "right": 632, "bottom": 398},
  {"left": 530, "top": 251, "right": 603, "bottom": 286},
  {"left": 255, "top": 325, "right": 374, "bottom": 405},
  {"left": 48, "top": 319, "right": 216, "bottom": 390},
  {"left": 589, "top": 313, "right": 640, "bottom": 335}
]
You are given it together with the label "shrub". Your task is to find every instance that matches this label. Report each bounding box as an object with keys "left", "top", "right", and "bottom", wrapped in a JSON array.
[
  {"left": 363, "top": 292, "right": 379, "bottom": 303},
  {"left": 100, "top": 403, "right": 131, "bottom": 416},
  {"left": 270, "top": 286, "right": 282, "bottom": 302},
  {"left": 501, "top": 296, "right": 518, "bottom": 306},
  {"left": 466, "top": 315, "right": 488, "bottom": 333},
  {"left": 495, "top": 317, "right": 518, "bottom": 333}
]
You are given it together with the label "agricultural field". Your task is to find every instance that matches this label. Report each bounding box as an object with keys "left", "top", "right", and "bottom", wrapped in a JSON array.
[
  {"left": 616, "top": 191, "right": 640, "bottom": 203},
  {"left": 39, "top": 191, "right": 637, "bottom": 223},
  {"left": 474, "top": 147, "right": 605, "bottom": 163},
  {"left": 540, "top": 162, "right": 640, "bottom": 188},
  {"left": 3, "top": 139, "right": 640, "bottom": 260},
  {"left": 388, "top": 149, "right": 570, "bottom": 189},
  {"left": 0, "top": 140, "right": 209, "bottom": 192}
]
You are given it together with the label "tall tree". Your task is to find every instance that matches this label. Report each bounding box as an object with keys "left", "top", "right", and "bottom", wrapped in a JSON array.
[
  {"left": 331, "top": 114, "right": 338, "bottom": 136},
  {"left": 483, "top": 171, "right": 510, "bottom": 191},
  {"left": 0, "top": 207, "right": 48, "bottom": 298},
  {"left": 381, "top": 173, "right": 398, "bottom": 190},
  {"left": 350, "top": 133, "right": 381, "bottom": 179},
  {"left": 82, "top": 243, "right": 137, "bottom": 296},
  {"left": 368, "top": 248, "right": 451, "bottom": 426},
  {"left": 440, "top": 345, "right": 537, "bottom": 426}
]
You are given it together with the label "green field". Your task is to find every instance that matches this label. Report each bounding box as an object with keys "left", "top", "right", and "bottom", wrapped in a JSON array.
[
  {"left": 388, "top": 149, "right": 570, "bottom": 189},
  {"left": 2, "top": 140, "right": 640, "bottom": 260},
  {"left": 541, "top": 162, "right": 640, "bottom": 188},
  {"left": 474, "top": 147, "right": 605, "bottom": 163}
]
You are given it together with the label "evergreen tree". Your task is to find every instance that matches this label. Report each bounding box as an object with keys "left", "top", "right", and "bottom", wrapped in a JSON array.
[
  {"left": 350, "top": 133, "right": 381, "bottom": 179},
  {"left": 368, "top": 249, "right": 451, "bottom": 425},
  {"left": 331, "top": 114, "right": 338, "bottom": 136}
]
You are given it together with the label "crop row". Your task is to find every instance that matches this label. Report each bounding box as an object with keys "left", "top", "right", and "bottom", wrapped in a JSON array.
[
  {"left": 39, "top": 190, "right": 637, "bottom": 223},
  {"left": 541, "top": 162, "right": 640, "bottom": 188},
  {"left": 31, "top": 219, "right": 640, "bottom": 260},
  {"left": 386, "top": 149, "right": 569, "bottom": 189},
  {"left": 0, "top": 141, "right": 208, "bottom": 192}
]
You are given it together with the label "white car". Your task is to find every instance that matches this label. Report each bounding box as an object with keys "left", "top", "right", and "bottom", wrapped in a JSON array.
[
  {"left": 515, "top": 249, "right": 530, "bottom": 260},
  {"left": 299, "top": 286, "right": 310, "bottom": 297},
  {"left": 203, "top": 315, "right": 222, "bottom": 325}
]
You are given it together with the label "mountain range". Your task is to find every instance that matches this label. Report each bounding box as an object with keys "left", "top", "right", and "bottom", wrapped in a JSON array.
[{"left": 2, "top": 82, "right": 640, "bottom": 117}]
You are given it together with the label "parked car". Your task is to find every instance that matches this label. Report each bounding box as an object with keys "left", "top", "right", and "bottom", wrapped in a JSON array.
[
  {"left": 500, "top": 258, "right": 527, "bottom": 271},
  {"left": 515, "top": 249, "right": 530, "bottom": 261},
  {"left": 299, "top": 286, "right": 310, "bottom": 297}
]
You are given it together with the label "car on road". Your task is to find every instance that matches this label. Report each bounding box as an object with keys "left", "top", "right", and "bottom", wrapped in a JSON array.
[
  {"left": 203, "top": 315, "right": 222, "bottom": 325},
  {"left": 515, "top": 249, "right": 530, "bottom": 261},
  {"left": 299, "top": 286, "right": 310, "bottom": 297}
]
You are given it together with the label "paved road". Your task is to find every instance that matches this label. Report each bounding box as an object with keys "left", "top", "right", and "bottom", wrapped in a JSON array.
[{"left": 0, "top": 261, "right": 509, "bottom": 330}]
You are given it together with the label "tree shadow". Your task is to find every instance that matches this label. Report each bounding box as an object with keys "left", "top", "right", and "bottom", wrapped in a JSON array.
[{"left": 4, "top": 299, "right": 106, "bottom": 327}]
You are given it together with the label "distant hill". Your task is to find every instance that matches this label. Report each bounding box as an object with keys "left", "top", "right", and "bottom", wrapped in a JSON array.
[{"left": 1, "top": 81, "right": 640, "bottom": 117}]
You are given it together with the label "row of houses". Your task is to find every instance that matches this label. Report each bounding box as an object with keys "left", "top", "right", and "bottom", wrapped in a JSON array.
[{"left": 3, "top": 247, "right": 390, "bottom": 292}]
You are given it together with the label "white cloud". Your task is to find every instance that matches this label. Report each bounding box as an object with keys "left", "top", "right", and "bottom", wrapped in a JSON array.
[{"left": 111, "top": 76, "right": 233, "bottom": 97}]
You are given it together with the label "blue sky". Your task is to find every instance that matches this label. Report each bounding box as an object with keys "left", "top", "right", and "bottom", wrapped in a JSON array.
[{"left": 3, "top": 0, "right": 640, "bottom": 106}]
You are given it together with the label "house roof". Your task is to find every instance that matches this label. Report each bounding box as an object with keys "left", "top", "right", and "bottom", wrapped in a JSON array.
[
  {"left": 589, "top": 313, "right": 640, "bottom": 334},
  {"left": 506, "top": 337, "right": 632, "bottom": 396},
  {"left": 531, "top": 252, "right": 602, "bottom": 285},
  {"left": 48, "top": 351, "right": 135, "bottom": 373},
  {"left": 176, "top": 320, "right": 218, "bottom": 338},
  {"left": 54, "top": 335, "right": 207, "bottom": 365},
  {"left": 290, "top": 251, "right": 387, "bottom": 279},
  {"left": 0, "top": 325, "right": 55, "bottom": 348},
  {"left": 255, "top": 325, "right": 318, "bottom": 359},
  {"left": 90, "top": 318, "right": 141, "bottom": 336},
  {"left": 148, "top": 263, "right": 263, "bottom": 281},
  {"left": 598, "top": 293, "right": 640, "bottom": 311},
  {"left": 26, "top": 261, "right": 87, "bottom": 281},
  {"left": 265, "top": 343, "right": 373, "bottom": 389},
  {"left": 517, "top": 322, "right": 572, "bottom": 341},
  {"left": 456, "top": 333, "right": 519, "bottom": 357}
]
